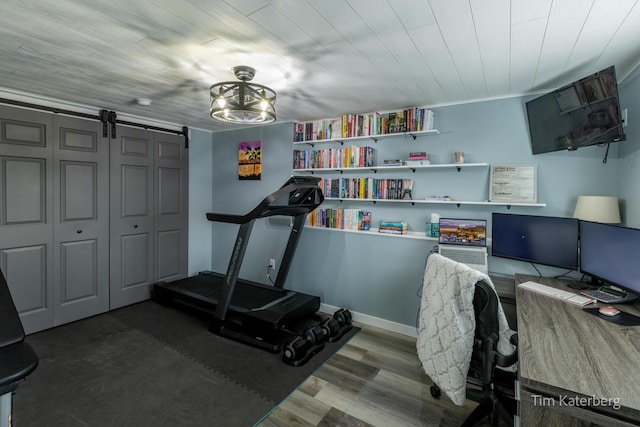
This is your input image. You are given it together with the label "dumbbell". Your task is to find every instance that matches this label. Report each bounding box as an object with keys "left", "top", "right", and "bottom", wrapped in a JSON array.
[
  {"left": 304, "top": 324, "right": 329, "bottom": 346},
  {"left": 321, "top": 317, "right": 340, "bottom": 340},
  {"left": 283, "top": 336, "right": 310, "bottom": 363},
  {"left": 326, "top": 308, "right": 353, "bottom": 342},
  {"left": 333, "top": 308, "right": 352, "bottom": 326},
  {"left": 282, "top": 324, "right": 328, "bottom": 366}
]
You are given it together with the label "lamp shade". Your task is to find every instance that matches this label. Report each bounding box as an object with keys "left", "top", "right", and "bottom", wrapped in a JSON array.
[{"left": 573, "top": 195, "right": 621, "bottom": 223}]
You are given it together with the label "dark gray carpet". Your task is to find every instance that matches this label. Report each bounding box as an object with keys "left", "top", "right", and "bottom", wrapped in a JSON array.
[{"left": 13, "top": 300, "right": 359, "bottom": 426}]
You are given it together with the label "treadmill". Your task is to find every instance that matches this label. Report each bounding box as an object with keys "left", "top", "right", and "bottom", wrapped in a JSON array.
[{"left": 153, "top": 176, "right": 325, "bottom": 352}]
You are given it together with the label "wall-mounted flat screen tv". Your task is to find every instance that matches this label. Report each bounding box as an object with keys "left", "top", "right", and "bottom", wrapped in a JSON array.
[{"left": 525, "top": 66, "right": 625, "bottom": 155}]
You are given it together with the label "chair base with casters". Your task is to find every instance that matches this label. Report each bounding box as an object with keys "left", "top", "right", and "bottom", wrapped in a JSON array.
[
  {"left": 430, "top": 367, "right": 518, "bottom": 426},
  {"left": 463, "top": 375, "right": 517, "bottom": 426}
]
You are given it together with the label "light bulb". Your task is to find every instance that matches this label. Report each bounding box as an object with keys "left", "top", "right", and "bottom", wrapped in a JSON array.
[
  {"left": 223, "top": 108, "right": 229, "bottom": 118},
  {"left": 217, "top": 97, "right": 226, "bottom": 108},
  {"left": 260, "top": 99, "right": 268, "bottom": 111}
]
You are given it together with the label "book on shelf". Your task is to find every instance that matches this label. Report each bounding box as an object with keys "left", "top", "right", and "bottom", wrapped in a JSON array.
[
  {"left": 379, "top": 220, "right": 408, "bottom": 227},
  {"left": 361, "top": 211, "right": 371, "bottom": 230},
  {"left": 378, "top": 220, "right": 408, "bottom": 235},
  {"left": 294, "top": 122, "right": 305, "bottom": 142},
  {"left": 383, "top": 159, "right": 403, "bottom": 166},
  {"left": 404, "top": 152, "right": 430, "bottom": 166},
  {"left": 408, "top": 151, "right": 428, "bottom": 159},
  {"left": 378, "top": 228, "right": 408, "bottom": 235},
  {"left": 422, "top": 108, "right": 435, "bottom": 131},
  {"left": 328, "top": 118, "right": 342, "bottom": 139},
  {"left": 404, "top": 159, "right": 431, "bottom": 166},
  {"left": 388, "top": 110, "right": 407, "bottom": 133},
  {"left": 401, "top": 179, "right": 413, "bottom": 199}
]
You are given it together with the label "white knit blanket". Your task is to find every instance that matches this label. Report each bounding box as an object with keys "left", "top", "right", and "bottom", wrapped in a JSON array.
[{"left": 416, "top": 254, "right": 516, "bottom": 406}]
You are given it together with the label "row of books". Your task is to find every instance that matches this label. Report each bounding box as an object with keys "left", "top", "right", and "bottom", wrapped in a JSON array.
[
  {"left": 307, "top": 208, "right": 372, "bottom": 231},
  {"left": 293, "top": 119, "right": 342, "bottom": 142},
  {"left": 293, "top": 146, "right": 375, "bottom": 170},
  {"left": 383, "top": 152, "right": 431, "bottom": 167},
  {"left": 386, "top": 108, "right": 435, "bottom": 134},
  {"left": 318, "top": 178, "right": 413, "bottom": 200},
  {"left": 378, "top": 220, "right": 408, "bottom": 235},
  {"left": 293, "top": 107, "right": 435, "bottom": 142}
]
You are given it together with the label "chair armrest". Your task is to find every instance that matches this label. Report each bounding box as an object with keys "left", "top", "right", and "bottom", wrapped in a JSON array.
[
  {"left": 496, "top": 332, "right": 518, "bottom": 368},
  {"left": 509, "top": 332, "right": 518, "bottom": 346}
]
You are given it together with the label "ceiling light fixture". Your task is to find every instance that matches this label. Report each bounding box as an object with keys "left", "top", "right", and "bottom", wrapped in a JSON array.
[{"left": 209, "top": 66, "right": 276, "bottom": 124}]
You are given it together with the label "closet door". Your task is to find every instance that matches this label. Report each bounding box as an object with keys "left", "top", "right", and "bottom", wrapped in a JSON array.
[
  {"left": 0, "top": 105, "right": 54, "bottom": 334},
  {"left": 53, "top": 115, "right": 109, "bottom": 324},
  {"left": 110, "top": 126, "right": 154, "bottom": 309},
  {"left": 154, "top": 132, "right": 188, "bottom": 283}
]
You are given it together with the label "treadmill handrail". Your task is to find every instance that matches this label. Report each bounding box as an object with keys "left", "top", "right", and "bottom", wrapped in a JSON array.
[{"left": 206, "top": 179, "right": 323, "bottom": 224}]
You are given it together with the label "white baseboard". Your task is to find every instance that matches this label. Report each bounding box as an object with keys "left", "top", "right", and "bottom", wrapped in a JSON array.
[{"left": 320, "top": 303, "right": 418, "bottom": 338}]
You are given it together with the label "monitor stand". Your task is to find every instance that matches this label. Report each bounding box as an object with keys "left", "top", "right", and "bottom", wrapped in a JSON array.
[{"left": 567, "top": 281, "right": 597, "bottom": 290}]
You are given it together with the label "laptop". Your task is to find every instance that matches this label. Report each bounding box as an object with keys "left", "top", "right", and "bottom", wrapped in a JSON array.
[{"left": 438, "top": 218, "right": 488, "bottom": 274}]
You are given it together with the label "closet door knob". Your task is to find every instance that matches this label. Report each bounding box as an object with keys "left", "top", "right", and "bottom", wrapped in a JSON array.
[
  {"left": 77, "top": 230, "right": 83, "bottom": 234},
  {"left": 133, "top": 224, "right": 138, "bottom": 228}
]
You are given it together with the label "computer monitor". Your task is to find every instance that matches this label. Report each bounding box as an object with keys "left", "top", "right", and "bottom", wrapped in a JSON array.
[
  {"left": 491, "top": 213, "right": 579, "bottom": 269},
  {"left": 579, "top": 220, "right": 640, "bottom": 298}
]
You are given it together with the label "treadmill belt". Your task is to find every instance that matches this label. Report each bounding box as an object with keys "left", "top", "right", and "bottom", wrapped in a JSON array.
[{"left": 164, "top": 274, "right": 289, "bottom": 310}]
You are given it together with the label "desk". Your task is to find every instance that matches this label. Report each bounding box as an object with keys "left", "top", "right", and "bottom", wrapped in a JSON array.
[{"left": 515, "top": 274, "right": 640, "bottom": 426}]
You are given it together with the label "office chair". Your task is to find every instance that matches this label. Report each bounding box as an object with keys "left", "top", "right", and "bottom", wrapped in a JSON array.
[
  {"left": 417, "top": 254, "right": 518, "bottom": 426},
  {"left": 0, "top": 269, "right": 39, "bottom": 426},
  {"left": 458, "top": 280, "right": 519, "bottom": 426}
]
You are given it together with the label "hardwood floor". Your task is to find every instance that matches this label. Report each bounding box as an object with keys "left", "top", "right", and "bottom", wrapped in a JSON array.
[{"left": 257, "top": 323, "right": 510, "bottom": 427}]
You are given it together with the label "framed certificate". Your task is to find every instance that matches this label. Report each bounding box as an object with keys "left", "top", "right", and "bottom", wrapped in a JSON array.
[{"left": 490, "top": 164, "right": 537, "bottom": 203}]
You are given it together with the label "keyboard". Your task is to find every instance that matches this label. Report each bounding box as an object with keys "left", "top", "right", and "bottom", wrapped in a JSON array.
[
  {"left": 439, "top": 247, "right": 486, "bottom": 265},
  {"left": 518, "top": 281, "right": 596, "bottom": 306}
]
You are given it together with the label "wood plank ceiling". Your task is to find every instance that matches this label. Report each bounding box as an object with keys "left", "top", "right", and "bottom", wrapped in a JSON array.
[{"left": 0, "top": 0, "right": 639, "bottom": 131}]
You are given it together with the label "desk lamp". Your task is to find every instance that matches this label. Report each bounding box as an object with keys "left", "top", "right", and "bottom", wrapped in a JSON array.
[{"left": 573, "top": 195, "right": 621, "bottom": 224}]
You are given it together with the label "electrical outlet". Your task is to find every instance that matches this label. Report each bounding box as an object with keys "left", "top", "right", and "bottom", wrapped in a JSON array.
[{"left": 269, "top": 258, "right": 276, "bottom": 269}]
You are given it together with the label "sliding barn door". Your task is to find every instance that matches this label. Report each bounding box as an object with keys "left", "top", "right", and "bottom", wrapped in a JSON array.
[
  {"left": 52, "top": 115, "right": 109, "bottom": 324},
  {"left": 110, "top": 128, "right": 188, "bottom": 307},
  {"left": 153, "top": 132, "right": 188, "bottom": 283},
  {"left": 0, "top": 105, "right": 55, "bottom": 334},
  {"left": 109, "top": 126, "right": 154, "bottom": 309}
]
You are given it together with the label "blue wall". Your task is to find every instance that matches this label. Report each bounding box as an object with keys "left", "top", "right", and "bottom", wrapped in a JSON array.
[
  {"left": 618, "top": 70, "right": 640, "bottom": 228},
  {"left": 188, "top": 128, "right": 214, "bottom": 275},
  {"left": 202, "top": 86, "right": 637, "bottom": 330}
]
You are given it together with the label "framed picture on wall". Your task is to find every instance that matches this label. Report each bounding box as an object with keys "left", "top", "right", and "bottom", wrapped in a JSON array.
[
  {"left": 238, "top": 140, "right": 262, "bottom": 180},
  {"left": 490, "top": 164, "right": 537, "bottom": 203}
]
